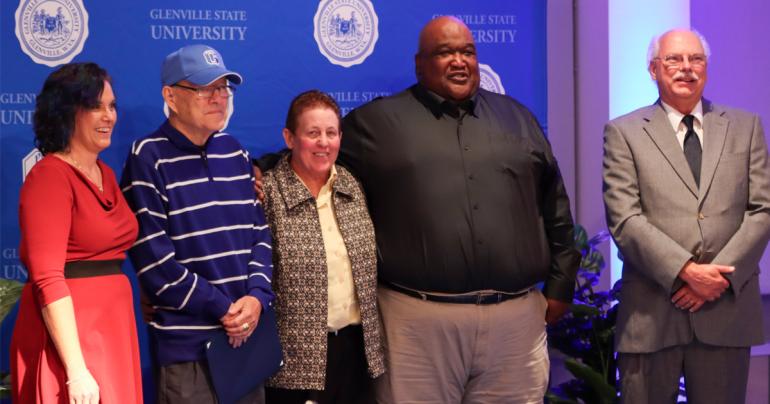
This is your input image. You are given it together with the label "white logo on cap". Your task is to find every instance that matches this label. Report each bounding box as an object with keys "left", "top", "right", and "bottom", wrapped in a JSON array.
[
  {"left": 313, "top": 0, "right": 378, "bottom": 68},
  {"left": 203, "top": 50, "right": 221, "bottom": 66},
  {"left": 14, "top": 0, "right": 89, "bottom": 67},
  {"left": 479, "top": 63, "right": 506, "bottom": 95}
]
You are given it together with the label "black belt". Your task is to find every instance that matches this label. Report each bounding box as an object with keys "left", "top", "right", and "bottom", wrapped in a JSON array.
[
  {"left": 385, "top": 282, "right": 531, "bottom": 305},
  {"left": 64, "top": 260, "right": 123, "bottom": 279}
]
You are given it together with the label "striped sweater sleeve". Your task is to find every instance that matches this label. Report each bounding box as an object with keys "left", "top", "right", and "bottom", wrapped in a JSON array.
[
  {"left": 247, "top": 198, "right": 275, "bottom": 310},
  {"left": 121, "top": 149, "right": 232, "bottom": 321},
  {"left": 243, "top": 149, "right": 274, "bottom": 309}
]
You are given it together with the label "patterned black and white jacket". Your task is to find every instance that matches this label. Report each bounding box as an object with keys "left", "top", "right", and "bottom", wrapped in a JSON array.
[{"left": 262, "top": 154, "right": 385, "bottom": 390}]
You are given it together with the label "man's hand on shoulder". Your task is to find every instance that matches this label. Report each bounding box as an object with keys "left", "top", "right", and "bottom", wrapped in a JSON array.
[
  {"left": 253, "top": 165, "right": 265, "bottom": 203},
  {"left": 251, "top": 150, "right": 287, "bottom": 203},
  {"left": 678, "top": 261, "right": 734, "bottom": 301}
]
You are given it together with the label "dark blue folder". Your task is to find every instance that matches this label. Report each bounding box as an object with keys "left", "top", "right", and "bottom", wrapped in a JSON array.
[{"left": 205, "top": 307, "right": 283, "bottom": 404}]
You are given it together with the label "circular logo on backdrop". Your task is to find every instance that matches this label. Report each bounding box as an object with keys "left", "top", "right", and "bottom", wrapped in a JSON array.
[
  {"left": 14, "top": 0, "right": 89, "bottom": 67},
  {"left": 22, "top": 148, "right": 43, "bottom": 182},
  {"left": 313, "top": 0, "right": 379, "bottom": 68},
  {"left": 479, "top": 63, "right": 506, "bottom": 95}
]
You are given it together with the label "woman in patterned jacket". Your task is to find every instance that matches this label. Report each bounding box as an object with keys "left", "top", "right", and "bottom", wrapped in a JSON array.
[{"left": 261, "top": 90, "right": 385, "bottom": 404}]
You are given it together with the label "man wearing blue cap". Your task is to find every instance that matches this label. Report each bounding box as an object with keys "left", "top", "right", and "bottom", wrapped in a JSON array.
[{"left": 121, "top": 44, "right": 274, "bottom": 403}]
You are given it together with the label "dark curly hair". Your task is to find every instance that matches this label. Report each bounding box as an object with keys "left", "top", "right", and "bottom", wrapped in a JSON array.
[
  {"left": 33, "top": 63, "right": 112, "bottom": 155},
  {"left": 284, "top": 90, "right": 341, "bottom": 133}
]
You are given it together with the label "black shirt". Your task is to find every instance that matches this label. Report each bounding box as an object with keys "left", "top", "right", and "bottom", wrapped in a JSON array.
[{"left": 340, "top": 84, "right": 579, "bottom": 300}]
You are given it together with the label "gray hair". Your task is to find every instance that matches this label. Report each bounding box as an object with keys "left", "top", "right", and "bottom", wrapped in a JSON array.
[{"left": 646, "top": 29, "right": 712, "bottom": 66}]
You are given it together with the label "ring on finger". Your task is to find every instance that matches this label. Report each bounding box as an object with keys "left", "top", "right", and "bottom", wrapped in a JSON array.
[{"left": 242, "top": 322, "right": 250, "bottom": 331}]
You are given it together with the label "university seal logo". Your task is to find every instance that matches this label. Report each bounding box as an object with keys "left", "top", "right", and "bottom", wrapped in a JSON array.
[
  {"left": 479, "top": 63, "right": 506, "bottom": 95},
  {"left": 313, "top": 0, "right": 379, "bottom": 68},
  {"left": 22, "top": 148, "right": 43, "bottom": 181},
  {"left": 15, "top": 0, "right": 89, "bottom": 67}
]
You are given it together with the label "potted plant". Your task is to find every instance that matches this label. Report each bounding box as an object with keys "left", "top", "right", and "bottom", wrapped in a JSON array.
[{"left": 546, "top": 225, "right": 620, "bottom": 404}]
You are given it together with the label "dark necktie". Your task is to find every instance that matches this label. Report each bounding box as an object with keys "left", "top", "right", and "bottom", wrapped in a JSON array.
[{"left": 682, "top": 114, "right": 702, "bottom": 187}]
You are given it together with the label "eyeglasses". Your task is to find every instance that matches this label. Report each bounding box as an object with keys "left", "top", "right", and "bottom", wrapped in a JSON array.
[
  {"left": 655, "top": 53, "right": 707, "bottom": 68},
  {"left": 172, "top": 84, "right": 236, "bottom": 99}
]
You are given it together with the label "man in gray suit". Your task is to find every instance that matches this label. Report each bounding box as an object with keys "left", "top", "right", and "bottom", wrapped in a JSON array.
[{"left": 603, "top": 28, "right": 770, "bottom": 403}]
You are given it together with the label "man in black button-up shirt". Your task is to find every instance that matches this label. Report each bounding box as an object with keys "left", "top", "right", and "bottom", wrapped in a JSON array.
[{"left": 339, "top": 16, "right": 580, "bottom": 403}]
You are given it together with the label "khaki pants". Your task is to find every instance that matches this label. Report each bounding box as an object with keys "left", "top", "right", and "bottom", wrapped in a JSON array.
[{"left": 375, "top": 286, "right": 550, "bottom": 404}]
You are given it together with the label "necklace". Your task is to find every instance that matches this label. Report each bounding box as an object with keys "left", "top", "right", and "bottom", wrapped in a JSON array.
[{"left": 59, "top": 153, "right": 103, "bottom": 192}]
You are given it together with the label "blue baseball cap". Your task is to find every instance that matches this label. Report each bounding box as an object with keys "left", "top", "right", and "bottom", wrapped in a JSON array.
[{"left": 161, "top": 44, "right": 243, "bottom": 87}]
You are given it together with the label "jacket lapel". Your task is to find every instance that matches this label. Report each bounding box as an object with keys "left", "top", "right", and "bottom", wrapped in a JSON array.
[
  {"left": 275, "top": 154, "right": 315, "bottom": 210},
  {"left": 642, "top": 102, "right": 698, "bottom": 197},
  {"left": 698, "top": 100, "right": 728, "bottom": 204}
]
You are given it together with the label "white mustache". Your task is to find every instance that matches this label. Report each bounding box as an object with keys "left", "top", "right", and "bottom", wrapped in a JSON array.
[{"left": 673, "top": 71, "right": 700, "bottom": 82}]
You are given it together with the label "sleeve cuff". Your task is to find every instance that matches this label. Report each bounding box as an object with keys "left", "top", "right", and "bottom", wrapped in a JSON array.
[
  {"left": 723, "top": 273, "right": 738, "bottom": 296},
  {"left": 205, "top": 295, "right": 232, "bottom": 321},
  {"left": 249, "top": 287, "right": 274, "bottom": 311},
  {"left": 668, "top": 256, "right": 695, "bottom": 294},
  {"left": 36, "top": 278, "right": 71, "bottom": 307}
]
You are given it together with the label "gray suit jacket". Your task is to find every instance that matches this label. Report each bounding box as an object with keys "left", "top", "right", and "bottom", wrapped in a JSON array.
[{"left": 603, "top": 100, "right": 770, "bottom": 353}]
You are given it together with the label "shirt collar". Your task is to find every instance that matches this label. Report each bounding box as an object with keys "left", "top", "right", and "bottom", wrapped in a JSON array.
[
  {"left": 411, "top": 84, "right": 478, "bottom": 119},
  {"left": 275, "top": 155, "right": 356, "bottom": 210},
  {"left": 159, "top": 120, "right": 217, "bottom": 152},
  {"left": 314, "top": 166, "right": 338, "bottom": 206},
  {"left": 660, "top": 99, "right": 704, "bottom": 132}
]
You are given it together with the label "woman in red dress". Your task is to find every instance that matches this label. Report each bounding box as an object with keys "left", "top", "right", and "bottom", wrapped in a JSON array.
[{"left": 10, "top": 63, "right": 142, "bottom": 404}]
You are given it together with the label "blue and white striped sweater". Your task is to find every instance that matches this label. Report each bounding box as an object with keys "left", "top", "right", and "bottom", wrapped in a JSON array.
[{"left": 121, "top": 121, "right": 274, "bottom": 366}]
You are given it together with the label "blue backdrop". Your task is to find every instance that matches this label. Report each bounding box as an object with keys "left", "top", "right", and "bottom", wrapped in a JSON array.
[{"left": 1, "top": 0, "right": 545, "bottom": 401}]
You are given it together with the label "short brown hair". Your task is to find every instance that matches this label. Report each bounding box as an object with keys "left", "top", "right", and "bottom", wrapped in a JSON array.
[{"left": 284, "top": 90, "right": 341, "bottom": 133}]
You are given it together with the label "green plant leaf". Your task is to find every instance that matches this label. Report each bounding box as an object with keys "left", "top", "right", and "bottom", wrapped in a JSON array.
[
  {"left": 570, "top": 303, "right": 600, "bottom": 317},
  {"left": 594, "top": 252, "right": 606, "bottom": 270},
  {"left": 550, "top": 225, "right": 618, "bottom": 403},
  {"left": 0, "top": 278, "right": 24, "bottom": 323},
  {"left": 583, "top": 261, "right": 600, "bottom": 273},
  {"left": 1, "top": 370, "right": 13, "bottom": 397},
  {"left": 564, "top": 358, "right": 617, "bottom": 404},
  {"left": 544, "top": 392, "right": 581, "bottom": 404},
  {"left": 574, "top": 225, "right": 588, "bottom": 250}
]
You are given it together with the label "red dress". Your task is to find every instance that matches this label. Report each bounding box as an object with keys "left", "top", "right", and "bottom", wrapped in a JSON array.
[{"left": 11, "top": 155, "right": 142, "bottom": 403}]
